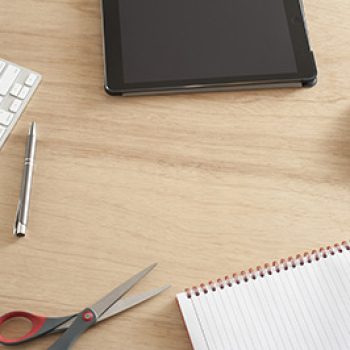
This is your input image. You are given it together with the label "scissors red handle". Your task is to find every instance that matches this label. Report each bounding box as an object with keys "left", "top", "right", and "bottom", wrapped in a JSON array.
[{"left": 0, "top": 311, "right": 75, "bottom": 346}]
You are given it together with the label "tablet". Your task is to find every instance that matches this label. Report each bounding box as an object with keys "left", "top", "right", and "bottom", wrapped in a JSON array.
[{"left": 101, "top": 0, "right": 317, "bottom": 96}]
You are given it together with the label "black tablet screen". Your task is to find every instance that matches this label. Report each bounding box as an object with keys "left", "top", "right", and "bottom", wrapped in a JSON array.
[{"left": 118, "top": 0, "right": 297, "bottom": 84}]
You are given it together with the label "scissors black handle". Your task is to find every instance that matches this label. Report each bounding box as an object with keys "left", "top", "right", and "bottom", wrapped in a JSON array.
[
  {"left": 47, "top": 308, "right": 97, "bottom": 350},
  {"left": 0, "top": 311, "right": 75, "bottom": 346}
]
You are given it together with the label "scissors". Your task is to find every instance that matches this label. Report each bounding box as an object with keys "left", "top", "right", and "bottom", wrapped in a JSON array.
[{"left": 0, "top": 263, "right": 169, "bottom": 349}]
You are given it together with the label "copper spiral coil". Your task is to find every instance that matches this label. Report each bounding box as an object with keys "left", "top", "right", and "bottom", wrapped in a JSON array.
[{"left": 186, "top": 240, "right": 350, "bottom": 298}]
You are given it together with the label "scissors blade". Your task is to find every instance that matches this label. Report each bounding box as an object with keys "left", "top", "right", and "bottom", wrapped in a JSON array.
[
  {"left": 99, "top": 285, "right": 170, "bottom": 321},
  {"left": 53, "top": 285, "right": 170, "bottom": 333},
  {"left": 91, "top": 263, "right": 157, "bottom": 319}
]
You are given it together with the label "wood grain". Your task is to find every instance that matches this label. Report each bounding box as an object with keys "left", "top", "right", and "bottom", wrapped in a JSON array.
[{"left": 0, "top": 0, "right": 349, "bottom": 348}]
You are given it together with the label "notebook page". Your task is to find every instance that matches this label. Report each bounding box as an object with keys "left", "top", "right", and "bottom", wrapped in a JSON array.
[
  {"left": 222, "top": 281, "right": 254, "bottom": 350},
  {"left": 205, "top": 287, "right": 236, "bottom": 349},
  {"left": 176, "top": 243, "right": 350, "bottom": 350},
  {"left": 289, "top": 263, "right": 330, "bottom": 349},
  {"left": 202, "top": 289, "right": 229, "bottom": 349},
  {"left": 249, "top": 275, "right": 285, "bottom": 349},
  {"left": 219, "top": 284, "right": 246, "bottom": 349},
  {"left": 236, "top": 279, "right": 272, "bottom": 349},
  {"left": 177, "top": 293, "right": 209, "bottom": 350},
  {"left": 302, "top": 257, "right": 344, "bottom": 348}
]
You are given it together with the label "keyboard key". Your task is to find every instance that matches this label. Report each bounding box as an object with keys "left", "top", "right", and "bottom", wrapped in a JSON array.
[
  {"left": 18, "top": 86, "right": 30, "bottom": 100},
  {"left": 0, "top": 126, "right": 5, "bottom": 139},
  {"left": 0, "top": 65, "right": 20, "bottom": 96},
  {"left": 9, "top": 99, "right": 22, "bottom": 113},
  {"left": 0, "top": 110, "right": 13, "bottom": 126},
  {"left": 0, "top": 61, "right": 5, "bottom": 74},
  {"left": 10, "top": 83, "right": 23, "bottom": 97},
  {"left": 25, "top": 73, "right": 38, "bottom": 87}
]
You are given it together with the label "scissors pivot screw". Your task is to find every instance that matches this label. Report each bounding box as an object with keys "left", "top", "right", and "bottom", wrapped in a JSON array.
[{"left": 82, "top": 311, "right": 94, "bottom": 322}]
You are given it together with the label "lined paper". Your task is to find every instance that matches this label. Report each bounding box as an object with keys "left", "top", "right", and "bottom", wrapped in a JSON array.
[{"left": 177, "top": 247, "right": 350, "bottom": 350}]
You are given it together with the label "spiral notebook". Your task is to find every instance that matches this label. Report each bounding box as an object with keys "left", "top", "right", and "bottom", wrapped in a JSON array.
[{"left": 177, "top": 242, "right": 350, "bottom": 350}]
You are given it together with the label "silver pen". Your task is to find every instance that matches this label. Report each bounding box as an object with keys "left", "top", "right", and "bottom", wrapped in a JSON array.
[{"left": 13, "top": 122, "right": 37, "bottom": 237}]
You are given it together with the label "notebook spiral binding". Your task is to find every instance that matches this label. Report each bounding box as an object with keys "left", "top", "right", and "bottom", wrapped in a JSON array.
[{"left": 185, "top": 241, "right": 350, "bottom": 298}]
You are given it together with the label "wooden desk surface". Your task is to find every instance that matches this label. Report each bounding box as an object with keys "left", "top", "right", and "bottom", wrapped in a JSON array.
[{"left": 0, "top": 0, "right": 349, "bottom": 348}]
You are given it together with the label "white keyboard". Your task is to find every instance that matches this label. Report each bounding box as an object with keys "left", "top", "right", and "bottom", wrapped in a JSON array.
[{"left": 0, "top": 58, "right": 41, "bottom": 150}]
